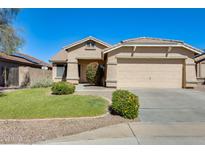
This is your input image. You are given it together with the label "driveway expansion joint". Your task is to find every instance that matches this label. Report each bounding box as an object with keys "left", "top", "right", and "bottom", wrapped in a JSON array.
[{"left": 128, "top": 123, "right": 140, "bottom": 145}]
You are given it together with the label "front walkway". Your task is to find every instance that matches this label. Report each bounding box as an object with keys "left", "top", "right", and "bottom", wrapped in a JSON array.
[
  {"left": 75, "top": 84, "right": 114, "bottom": 101},
  {"left": 75, "top": 83, "right": 115, "bottom": 92}
]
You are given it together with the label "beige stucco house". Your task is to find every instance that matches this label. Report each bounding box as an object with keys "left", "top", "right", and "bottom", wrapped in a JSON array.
[{"left": 50, "top": 36, "right": 203, "bottom": 88}]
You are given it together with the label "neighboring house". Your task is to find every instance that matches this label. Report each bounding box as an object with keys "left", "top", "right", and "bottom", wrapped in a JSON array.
[
  {"left": 0, "top": 52, "right": 52, "bottom": 87},
  {"left": 50, "top": 36, "right": 202, "bottom": 88},
  {"left": 195, "top": 52, "right": 205, "bottom": 84}
]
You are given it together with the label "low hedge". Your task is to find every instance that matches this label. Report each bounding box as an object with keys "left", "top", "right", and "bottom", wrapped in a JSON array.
[
  {"left": 111, "top": 90, "right": 139, "bottom": 119},
  {"left": 31, "top": 78, "right": 53, "bottom": 88},
  {"left": 51, "top": 82, "right": 75, "bottom": 95}
]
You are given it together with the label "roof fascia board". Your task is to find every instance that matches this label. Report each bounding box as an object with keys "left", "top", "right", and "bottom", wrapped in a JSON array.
[
  {"left": 116, "top": 55, "right": 187, "bottom": 60},
  {"left": 194, "top": 54, "right": 205, "bottom": 62},
  {"left": 104, "top": 44, "right": 201, "bottom": 54}
]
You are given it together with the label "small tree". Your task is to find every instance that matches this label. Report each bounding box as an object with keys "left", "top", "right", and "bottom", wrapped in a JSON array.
[
  {"left": 86, "top": 62, "right": 105, "bottom": 86},
  {"left": 0, "top": 8, "right": 23, "bottom": 54},
  {"left": 86, "top": 62, "right": 98, "bottom": 84}
]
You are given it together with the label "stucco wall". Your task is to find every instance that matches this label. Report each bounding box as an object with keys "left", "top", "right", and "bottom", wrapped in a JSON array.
[
  {"left": 106, "top": 46, "right": 197, "bottom": 88},
  {"left": 200, "top": 63, "right": 205, "bottom": 78},
  {"left": 197, "top": 61, "right": 205, "bottom": 78},
  {"left": 19, "top": 66, "right": 52, "bottom": 86},
  {"left": 67, "top": 43, "right": 105, "bottom": 61}
]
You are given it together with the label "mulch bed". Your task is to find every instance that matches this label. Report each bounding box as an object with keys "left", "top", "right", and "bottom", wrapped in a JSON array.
[{"left": 0, "top": 114, "right": 133, "bottom": 144}]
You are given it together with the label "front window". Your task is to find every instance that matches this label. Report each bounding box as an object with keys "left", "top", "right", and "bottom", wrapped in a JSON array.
[{"left": 56, "top": 65, "right": 65, "bottom": 78}]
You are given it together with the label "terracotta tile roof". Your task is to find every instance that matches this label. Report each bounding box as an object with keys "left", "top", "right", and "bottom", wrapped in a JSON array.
[{"left": 121, "top": 37, "right": 183, "bottom": 44}]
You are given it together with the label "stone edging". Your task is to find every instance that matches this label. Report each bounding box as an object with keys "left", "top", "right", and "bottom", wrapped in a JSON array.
[{"left": 0, "top": 112, "right": 110, "bottom": 122}]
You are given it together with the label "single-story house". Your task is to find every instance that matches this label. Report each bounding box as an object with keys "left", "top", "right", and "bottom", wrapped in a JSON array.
[
  {"left": 195, "top": 52, "right": 205, "bottom": 84},
  {"left": 50, "top": 36, "right": 203, "bottom": 88},
  {"left": 0, "top": 52, "right": 52, "bottom": 87}
]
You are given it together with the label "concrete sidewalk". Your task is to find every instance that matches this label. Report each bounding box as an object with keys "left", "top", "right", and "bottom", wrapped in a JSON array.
[{"left": 37, "top": 122, "right": 205, "bottom": 145}]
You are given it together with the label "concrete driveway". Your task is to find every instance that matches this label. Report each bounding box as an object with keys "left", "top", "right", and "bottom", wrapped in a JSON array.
[
  {"left": 39, "top": 87, "right": 205, "bottom": 144},
  {"left": 77, "top": 87, "right": 205, "bottom": 122},
  {"left": 129, "top": 88, "right": 205, "bottom": 122}
]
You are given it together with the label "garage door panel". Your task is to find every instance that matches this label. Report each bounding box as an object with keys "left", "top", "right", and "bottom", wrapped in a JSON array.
[{"left": 117, "top": 59, "right": 183, "bottom": 88}]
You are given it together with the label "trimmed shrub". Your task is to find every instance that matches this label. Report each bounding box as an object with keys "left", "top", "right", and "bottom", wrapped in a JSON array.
[
  {"left": 111, "top": 90, "right": 139, "bottom": 119},
  {"left": 86, "top": 62, "right": 98, "bottom": 84},
  {"left": 31, "top": 78, "right": 53, "bottom": 88},
  {"left": 51, "top": 82, "right": 75, "bottom": 95}
]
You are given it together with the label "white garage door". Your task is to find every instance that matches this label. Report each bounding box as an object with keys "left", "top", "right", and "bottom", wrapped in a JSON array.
[{"left": 117, "top": 59, "right": 184, "bottom": 88}]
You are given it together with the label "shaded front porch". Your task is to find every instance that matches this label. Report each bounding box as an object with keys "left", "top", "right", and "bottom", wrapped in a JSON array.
[
  {"left": 78, "top": 59, "right": 105, "bottom": 84},
  {"left": 53, "top": 59, "right": 106, "bottom": 86}
]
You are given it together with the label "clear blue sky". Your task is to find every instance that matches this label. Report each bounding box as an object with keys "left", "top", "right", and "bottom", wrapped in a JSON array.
[{"left": 14, "top": 9, "right": 205, "bottom": 62}]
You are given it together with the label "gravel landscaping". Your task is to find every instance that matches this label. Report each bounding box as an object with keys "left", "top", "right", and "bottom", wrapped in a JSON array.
[
  {"left": 0, "top": 86, "right": 135, "bottom": 144},
  {"left": 0, "top": 114, "right": 133, "bottom": 144}
]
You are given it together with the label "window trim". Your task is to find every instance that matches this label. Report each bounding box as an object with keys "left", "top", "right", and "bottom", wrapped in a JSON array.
[{"left": 56, "top": 65, "right": 66, "bottom": 78}]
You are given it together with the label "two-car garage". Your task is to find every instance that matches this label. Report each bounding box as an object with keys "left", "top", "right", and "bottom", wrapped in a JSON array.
[
  {"left": 104, "top": 37, "right": 200, "bottom": 89},
  {"left": 117, "top": 58, "right": 184, "bottom": 88}
]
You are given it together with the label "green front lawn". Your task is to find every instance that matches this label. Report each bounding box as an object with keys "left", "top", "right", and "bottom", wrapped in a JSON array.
[{"left": 0, "top": 88, "right": 108, "bottom": 119}]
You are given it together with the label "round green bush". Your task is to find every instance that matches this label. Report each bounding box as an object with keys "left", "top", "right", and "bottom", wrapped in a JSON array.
[
  {"left": 111, "top": 90, "right": 139, "bottom": 119},
  {"left": 51, "top": 82, "right": 75, "bottom": 95},
  {"left": 86, "top": 62, "right": 98, "bottom": 84}
]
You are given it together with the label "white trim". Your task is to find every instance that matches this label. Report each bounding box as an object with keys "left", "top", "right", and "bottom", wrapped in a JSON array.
[
  {"left": 103, "top": 44, "right": 202, "bottom": 54},
  {"left": 103, "top": 44, "right": 123, "bottom": 54},
  {"left": 167, "top": 47, "right": 172, "bottom": 52},
  {"left": 182, "top": 45, "right": 202, "bottom": 54},
  {"left": 133, "top": 46, "right": 137, "bottom": 51}
]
